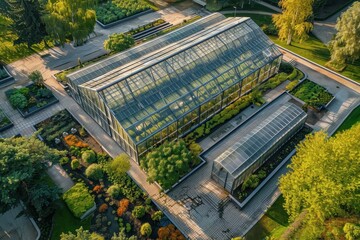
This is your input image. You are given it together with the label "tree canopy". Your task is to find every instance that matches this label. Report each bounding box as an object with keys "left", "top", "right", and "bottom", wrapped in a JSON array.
[
  {"left": 328, "top": 2, "right": 360, "bottom": 67},
  {"left": 279, "top": 123, "right": 360, "bottom": 236},
  {"left": 60, "top": 227, "right": 104, "bottom": 240},
  {"left": 43, "top": 0, "right": 96, "bottom": 46},
  {"left": 104, "top": 33, "right": 135, "bottom": 53},
  {"left": 273, "top": 0, "right": 314, "bottom": 45},
  {"left": 0, "top": 135, "right": 64, "bottom": 214}
]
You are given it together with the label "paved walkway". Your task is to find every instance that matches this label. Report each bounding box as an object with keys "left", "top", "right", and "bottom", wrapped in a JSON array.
[{"left": 1, "top": 7, "right": 360, "bottom": 239}]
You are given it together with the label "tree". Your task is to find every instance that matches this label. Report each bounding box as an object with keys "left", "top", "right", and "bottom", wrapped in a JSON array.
[
  {"left": 344, "top": 223, "right": 360, "bottom": 240},
  {"left": 85, "top": 164, "right": 103, "bottom": 181},
  {"left": 28, "top": 182, "right": 61, "bottom": 217},
  {"left": 111, "top": 230, "right": 137, "bottom": 240},
  {"left": 328, "top": 2, "right": 360, "bottom": 67},
  {"left": 132, "top": 206, "right": 145, "bottom": 219},
  {"left": 0, "top": 135, "right": 64, "bottom": 213},
  {"left": 279, "top": 124, "right": 360, "bottom": 236},
  {"left": 4, "top": 0, "right": 47, "bottom": 48},
  {"left": 105, "top": 153, "right": 131, "bottom": 181},
  {"left": 43, "top": 0, "right": 96, "bottom": 46},
  {"left": 157, "top": 224, "right": 185, "bottom": 240},
  {"left": 60, "top": 227, "right": 104, "bottom": 240},
  {"left": 272, "top": 0, "right": 314, "bottom": 45},
  {"left": 29, "top": 70, "right": 44, "bottom": 87},
  {"left": 140, "top": 223, "right": 152, "bottom": 237},
  {"left": 104, "top": 33, "right": 135, "bottom": 52}
]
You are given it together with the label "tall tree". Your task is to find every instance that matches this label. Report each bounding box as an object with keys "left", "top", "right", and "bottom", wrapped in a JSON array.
[
  {"left": 279, "top": 123, "right": 360, "bottom": 237},
  {"left": 4, "top": 0, "right": 47, "bottom": 48},
  {"left": 43, "top": 0, "right": 96, "bottom": 46},
  {"left": 272, "top": 0, "right": 314, "bottom": 45},
  {"left": 60, "top": 227, "right": 104, "bottom": 240},
  {"left": 0, "top": 135, "right": 64, "bottom": 213},
  {"left": 328, "top": 2, "right": 360, "bottom": 67}
]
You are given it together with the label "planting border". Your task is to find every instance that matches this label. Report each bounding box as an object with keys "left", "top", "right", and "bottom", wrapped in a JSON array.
[
  {"left": 96, "top": 9, "right": 153, "bottom": 29},
  {"left": 18, "top": 97, "right": 59, "bottom": 118}
]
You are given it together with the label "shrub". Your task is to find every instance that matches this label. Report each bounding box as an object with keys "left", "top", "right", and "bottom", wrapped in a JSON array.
[
  {"left": 85, "top": 164, "right": 103, "bottom": 180},
  {"left": 189, "top": 142, "right": 202, "bottom": 156},
  {"left": 287, "top": 68, "right": 298, "bottom": 80},
  {"left": 64, "top": 134, "right": 89, "bottom": 148},
  {"left": 79, "top": 127, "right": 86, "bottom": 137},
  {"left": 125, "top": 223, "right": 131, "bottom": 233},
  {"left": 107, "top": 185, "right": 121, "bottom": 198},
  {"left": 132, "top": 206, "right": 145, "bottom": 219},
  {"left": 151, "top": 211, "right": 163, "bottom": 221},
  {"left": 93, "top": 185, "right": 102, "bottom": 193},
  {"left": 9, "top": 92, "right": 28, "bottom": 109},
  {"left": 279, "top": 61, "right": 294, "bottom": 74},
  {"left": 117, "top": 199, "right": 129, "bottom": 216},
  {"left": 261, "top": 23, "right": 278, "bottom": 36},
  {"left": 145, "top": 197, "right": 152, "bottom": 205},
  {"left": 60, "top": 156, "right": 69, "bottom": 165},
  {"left": 36, "top": 88, "right": 52, "bottom": 99},
  {"left": 158, "top": 224, "right": 185, "bottom": 240},
  {"left": 82, "top": 150, "right": 96, "bottom": 164},
  {"left": 140, "top": 223, "right": 152, "bottom": 237},
  {"left": 286, "top": 80, "right": 299, "bottom": 91},
  {"left": 104, "top": 33, "right": 135, "bottom": 52},
  {"left": 99, "top": 203, "right": 108, "bottom": 213},
  {"left": 63, "top": 183, "right": 95, "bottom": 218},
  {"left": 106, "top": 153, "right": 131, "bottom": 182},
  {"left": 71, "top": 159, "right": 80, "bottom": 170}
]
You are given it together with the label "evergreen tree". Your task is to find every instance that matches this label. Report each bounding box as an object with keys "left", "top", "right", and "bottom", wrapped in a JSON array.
[
  {"left": 328, "top": 2, "right": 360, "bottom": 67},
  {"left": 43, "top": 0, "right": 96, "bottom": 46},
  {"left": 4, "top": 0, "right": 47, "bottom": 48},
  {"left": 273, "top": 0, "right": 314, "bottom": 45}
]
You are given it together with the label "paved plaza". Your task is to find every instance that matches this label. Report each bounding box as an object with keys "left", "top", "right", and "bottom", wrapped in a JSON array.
[{"left": 0, "top": 4, "right": 359, "bottom": 239}]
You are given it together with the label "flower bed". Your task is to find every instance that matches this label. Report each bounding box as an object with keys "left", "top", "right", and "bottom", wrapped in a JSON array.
[
  {"left": 233, "top": 126, "right": 313, "bottom": 203},
  {"left": 63, "top": 183, "right": 95, "bottom": 219},
  {"left": 96, "top": 0, "right": 153, "bottom": 25},
  {"left": 6, "top": 84, "right": 58, "bottom": 117},
  {"left": 36, "top": 110, "right": 185, "bottom": 239},
  {"left": 290, "top": 79, "right": 334, "bottom": 110},
  {"left": 0, "top": 109, "right": 13, "bottom": 131}
]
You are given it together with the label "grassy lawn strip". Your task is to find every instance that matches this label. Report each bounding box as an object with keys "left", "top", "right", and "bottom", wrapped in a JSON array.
[
  {"left": 51, "top": 200, "right": 91, "bottom": 240},
  {"left": 0, "top": 14, "right": 52, "bottom": 64},
  {"left": 335, "top": 105, "right": 360, "bottom": 134},
  {"left": 224, "top": 13, "right": 360, "bottom": 82},
  {"left": 245, "top": 195, "right": 289, "bottom": 240}
]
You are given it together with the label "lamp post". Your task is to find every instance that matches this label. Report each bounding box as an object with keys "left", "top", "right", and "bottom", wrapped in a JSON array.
[{"left": 234, "top": 6, "right": 237, "bottom": 17}]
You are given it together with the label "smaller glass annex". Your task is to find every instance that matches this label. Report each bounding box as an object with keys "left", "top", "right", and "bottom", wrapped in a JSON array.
[
  {"left": 210, "top": 95, "right": 307, "bottom": 193},
  {"left": 67, "top": 13, "right": 282, "bottom": 161}
]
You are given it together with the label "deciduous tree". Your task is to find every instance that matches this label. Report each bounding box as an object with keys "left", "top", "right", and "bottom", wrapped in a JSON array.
[
  {"left": 273, "top": 0, "right": 314, "bottom": 45},
  {"left": 328, "top": 2, "right": 360, "bottom": 68},
  {"left": 104, "top": 33, "right": 135, "bottom": 53},
  {"left": 60, "top": 227, "right": 104, "bottom": 240},
  {"left": 43, "top": 0, "right": 96, "bottom": 46},
  {"left": 279, "top": 123, "right": 360, "bottom": 236}
]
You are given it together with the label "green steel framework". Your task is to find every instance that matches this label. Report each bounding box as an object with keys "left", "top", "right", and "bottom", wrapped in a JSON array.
[{"left": 67, "top": 13, "right": 282, "bottom": 162}]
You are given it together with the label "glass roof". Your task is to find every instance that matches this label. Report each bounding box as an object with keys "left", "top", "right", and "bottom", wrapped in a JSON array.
[
  {"left": 214, "top": 103, "right": 307, "bottom": 178},
  {"left": 76, "top": 14, "right": 282, "bottom": 144}
]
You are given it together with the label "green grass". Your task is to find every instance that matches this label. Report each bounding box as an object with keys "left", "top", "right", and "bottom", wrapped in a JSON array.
[
  {"left": 0, "top": 14, "right": 52, "bottom": 64},
  {"left": 224, "top": 13, "right": 360, "bottom": 82},
  {"left": 335, "top": 105, "right": 360, "bottom": 134},
  {"left": 51, "top": 200, "right": 91, "bottom": 240},
  {"left": 245, "top": 196, "right": 289, "bottom": 240}
]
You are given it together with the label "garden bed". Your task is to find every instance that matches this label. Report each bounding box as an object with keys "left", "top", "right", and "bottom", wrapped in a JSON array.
[
  {"left": 36, "top": 110, "right": 185, "bottom": 239},
  {"left": 6, "top": 84, "right": 58, "bottom": 118},
  {"left": 96, "top": 0, "right": 157, "bottom": 28},
  {"left": 290, "top": 79, "right": 334, "bottom": 110},
  {"left": 233, "top": 125, "right": 313, "bottom": 203},
  {"left": 0, "top": 109, "right": 13, "bottom": 132}
]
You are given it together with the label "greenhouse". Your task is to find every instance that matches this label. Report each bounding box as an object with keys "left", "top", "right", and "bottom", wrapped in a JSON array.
[
  {"left": 67, "top": 13, "right": 282, "bottom": 161},
  {"left": 210, "top": 95, "right": 307, "bottom": 193}
]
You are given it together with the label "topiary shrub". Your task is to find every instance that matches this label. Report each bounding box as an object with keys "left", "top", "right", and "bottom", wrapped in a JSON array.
[
  {"left": 140, "top": 223, "right": 152, "bottom": 237},
  {"left": 99, "top": 203, "right": 108, "bottom": 213},
  {"left": 82, "top": 150, "right": 96, "bottom": 164},
  {"left": 132, "top": 206, "right": 145, "bottom": 219},
  {"left": 107, "top": 185, "right": 121, "bottom": 198},
  {"left": 71, "top": 159, "right": 80, "bottom": 170},
  {"left": 117, "top": 199, "right": 129, "bottom": 216},
  {"left": 85, "top": 164, "right": 103, "bottom": 181},
  {"left": 60, "top": 156, "right": 70, "bottom": 165}
]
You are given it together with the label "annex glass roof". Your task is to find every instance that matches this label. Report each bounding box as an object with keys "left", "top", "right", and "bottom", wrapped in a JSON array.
[
  {"left": 73, "top": 13, "right": 282, "bottom": 144},
  {"left": 214, "top": 103, "right": 306, "bottom": 178}
]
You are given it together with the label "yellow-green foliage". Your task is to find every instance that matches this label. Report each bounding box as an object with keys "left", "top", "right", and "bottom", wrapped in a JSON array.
[
  {"left": 63, "top": 183, "right": 95, "bottom": 218},
  {"left": 279, "top": 123, "right": 360, "bottom": 237}
]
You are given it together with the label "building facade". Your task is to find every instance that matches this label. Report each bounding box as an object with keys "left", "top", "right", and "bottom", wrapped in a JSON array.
[{"left": 67, "top": 13, "right": 282, "bottom": 162}]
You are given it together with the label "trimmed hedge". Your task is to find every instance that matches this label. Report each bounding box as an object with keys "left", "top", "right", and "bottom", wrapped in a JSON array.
[{"left": 63, "top": 183, "right": 95, "bottom": 218}]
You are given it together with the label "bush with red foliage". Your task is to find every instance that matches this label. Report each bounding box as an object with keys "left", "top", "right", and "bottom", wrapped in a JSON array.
[
  {"left": 117, "top": 199, "right": 129, "bottom": 216},
  {"left": 99, "top": 203, "right": 108, "bottom": 213},
  {"left": 93, "top": 185, "right": 102, "bottom": 194},
  {"left": 157, "top": 224, "right": 186, "bottom": 240},
  {"left": 64, "top": 134, "right": 89, "bottom": 148}
]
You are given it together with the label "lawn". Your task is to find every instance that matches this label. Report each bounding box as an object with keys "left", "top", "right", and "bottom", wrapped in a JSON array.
[
  {"left": 0, "top": 14, "right": 51, "bottom": 64},
  {"left": 51, "top": 200, "right": 91, "bottom": 240},
  {"left": 245, "top": 195, "right": 289, "bottom": 240},
  {"left": 335, "top": 105, "right": 360, "bottom": 133},
  {"left": 224, "top": 13, "right": 360, "bottom": 83}
]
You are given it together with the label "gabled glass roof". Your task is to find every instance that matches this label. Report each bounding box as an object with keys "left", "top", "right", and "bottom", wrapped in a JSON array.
[
  {"left": 214, "top": 102, "right": 307, "bottom": 178},
  {"left": 75, "top": 14, "right": 282, "bottom": 144}
]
